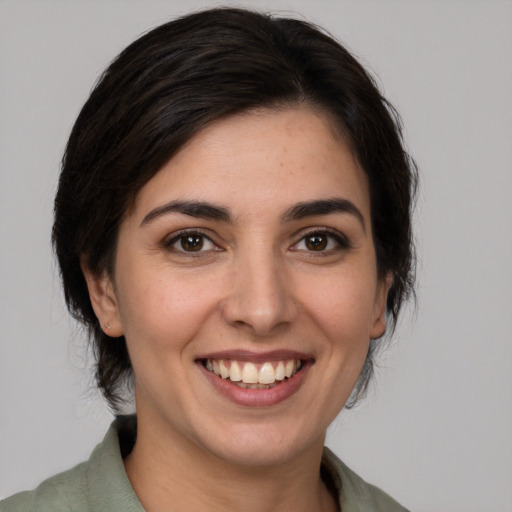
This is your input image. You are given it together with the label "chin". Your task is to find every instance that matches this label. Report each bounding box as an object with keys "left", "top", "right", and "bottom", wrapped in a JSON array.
[{"left": 192, "top": 418, "right": 325, "bottom": 468}]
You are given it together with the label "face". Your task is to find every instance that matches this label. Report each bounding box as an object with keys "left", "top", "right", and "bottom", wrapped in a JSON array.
[{"left": 86, "top": 107, "right": 389, "bottom": 467}]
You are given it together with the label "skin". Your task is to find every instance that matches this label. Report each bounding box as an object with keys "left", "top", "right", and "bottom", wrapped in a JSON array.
[{"left": 84, "top": 106, "right": 390, "bottom": 512}]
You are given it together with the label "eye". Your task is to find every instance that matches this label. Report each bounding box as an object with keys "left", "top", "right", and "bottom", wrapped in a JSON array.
[
  {"left": 165, "top": 231, "right": 218, "bottom": 253},
  {"left": 292, "top": 230, "right": 349, "bottom": 253}
]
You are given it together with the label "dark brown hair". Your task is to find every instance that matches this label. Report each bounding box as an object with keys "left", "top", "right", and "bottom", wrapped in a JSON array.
[{"left": 53, "top": 7, "right": 417, "bottom": 411}]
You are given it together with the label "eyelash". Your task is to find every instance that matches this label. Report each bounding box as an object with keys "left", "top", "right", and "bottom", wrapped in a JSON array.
[
  {"left": 163, "top": 228, "right": 350, "bottom": 255},
  {"left": 291, "top": 228, "right": 351, "bottom": 254},
  {"left": 163, "top": 229, "right": 219, "bottom": 255}
]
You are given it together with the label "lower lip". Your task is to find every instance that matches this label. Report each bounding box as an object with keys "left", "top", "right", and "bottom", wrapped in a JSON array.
[{"left": 198, "top": 361, "right": 312, "bottom": 407}]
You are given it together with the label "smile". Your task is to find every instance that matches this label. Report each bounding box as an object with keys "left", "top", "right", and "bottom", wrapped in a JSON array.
[{"left": 203, "top": 359, "right": 304, "bottom": 389}]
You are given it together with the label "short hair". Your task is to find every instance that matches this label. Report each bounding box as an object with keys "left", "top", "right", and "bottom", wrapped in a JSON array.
[{"left": 52, "top": 7, "right": 417, "bottom": 412}]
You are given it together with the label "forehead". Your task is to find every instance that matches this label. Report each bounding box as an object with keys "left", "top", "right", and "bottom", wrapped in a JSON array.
[{"left": 131, "top": 106, "right": 370, "bottom": 222}]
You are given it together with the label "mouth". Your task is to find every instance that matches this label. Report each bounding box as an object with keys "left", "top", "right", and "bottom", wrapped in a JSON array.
[{"left": 200, "top": 357, "right": 309, "bottom": 389}]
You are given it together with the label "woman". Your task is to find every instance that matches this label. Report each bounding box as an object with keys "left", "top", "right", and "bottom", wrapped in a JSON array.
[{"left": 1, "top": 7, "right": 416, "bottom": 511}]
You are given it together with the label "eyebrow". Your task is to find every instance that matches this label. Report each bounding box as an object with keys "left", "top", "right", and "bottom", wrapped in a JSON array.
[
  {"left": 140, "top": 200, "right": 232, "bottom": 226},
  {"left": 140, "top": 197, "right": 365, "bottom": 231},
  {"left": 282, "top": 198, "right": 366, "bottom": 232}
]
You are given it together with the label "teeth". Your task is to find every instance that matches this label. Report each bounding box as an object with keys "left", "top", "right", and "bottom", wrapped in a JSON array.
[
  {"left": 259, "top": 362, "right": 275, "bottom": 384},
  {"left": 219, "top": 359, "right": 230, "bottom": 379},
  {"left": 229, "top": 361, "right": 242, "bottom": 381},
  {"left": 285, "top": 360, "right": 295, "bottom": 378},
  {"left": 241, "top": 362, "right": 259, "bottom": 384},
  {"left": 205, "top": 358, "right": 303, "bottom": 385},
  {"left": 237, "top": 382, "right": 276, "bottom": 390},
  {"left": 275, "top": 361, "right": 285, "bottom": 381}
]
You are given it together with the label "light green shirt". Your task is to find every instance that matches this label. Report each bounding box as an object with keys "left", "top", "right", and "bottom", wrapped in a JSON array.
[{"left": 1, "top": 417, "right": 410, "bottom": 511}]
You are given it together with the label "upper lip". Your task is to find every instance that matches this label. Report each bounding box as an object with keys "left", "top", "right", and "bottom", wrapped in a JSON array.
[{"left": 197, "top": 349, "right": 314, "bottom": 363}]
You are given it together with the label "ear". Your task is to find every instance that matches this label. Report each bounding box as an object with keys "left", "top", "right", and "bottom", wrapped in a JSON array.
[
  {"left": 81, "top": 260, "right": 123, "bottom": 337},
  {"left": 370, "top": 272, "right": 393, "bottom": 339}
]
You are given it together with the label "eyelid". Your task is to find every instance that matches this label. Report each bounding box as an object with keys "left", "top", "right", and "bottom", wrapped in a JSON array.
[
  {"left": 161, "top": 226, "right": 350, "bottom": 254},
  {"left": 290, "top": 227, "right": 351, "bottom": 252},
  {"left": 163, "top": 228, "right": 221, "bottom": 252}
]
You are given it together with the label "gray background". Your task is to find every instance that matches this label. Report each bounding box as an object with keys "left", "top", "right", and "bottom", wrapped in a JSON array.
[{"left": 1, "top": 1, "right": 511, "bottom": 510}]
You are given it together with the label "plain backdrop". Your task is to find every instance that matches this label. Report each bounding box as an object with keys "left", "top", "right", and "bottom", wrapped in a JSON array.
[{"left": 1, "top": 1, "right": 511, "bottom": 511}]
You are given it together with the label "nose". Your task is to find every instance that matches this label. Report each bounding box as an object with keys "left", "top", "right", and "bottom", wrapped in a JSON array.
[{"left": 221, "top": 247, "right": 298, "bottom": 337}]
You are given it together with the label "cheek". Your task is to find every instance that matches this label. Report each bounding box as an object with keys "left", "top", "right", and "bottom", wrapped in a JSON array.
[
  {"left": 116, "top": 266, "right": 224, "bottom": 353},
  {"left": 304, "top": 271, "right": 378, "bottom": 342}
]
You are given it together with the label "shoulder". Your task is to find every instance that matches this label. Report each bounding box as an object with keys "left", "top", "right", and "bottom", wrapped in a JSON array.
[
  {"left": 0, "top": 416, "right": 142, "bottom": 512},
  {"left": 0, "top": 462, "right": 88, "bottom": 512},
  {"left": 322, "top": 447, "right": 411, "bottom": 512}
]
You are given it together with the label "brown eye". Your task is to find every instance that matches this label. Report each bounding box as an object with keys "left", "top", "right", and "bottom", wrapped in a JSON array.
[
  {"left": 305, "top": 234, "right": 328, "bottom": 251},
  {"left": 165, "top": 231, "right": 217, "bottom": 253},
  {"left": 181, "top": 235, "right": 204, "bottom": 252},
  {"left": 291, "top": 230, "right": 350, "bottom": 254}
]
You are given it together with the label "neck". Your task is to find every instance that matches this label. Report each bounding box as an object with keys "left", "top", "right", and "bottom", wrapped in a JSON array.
[{"left": 123, "top": 414, "right": 337, "bottom": 512}]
